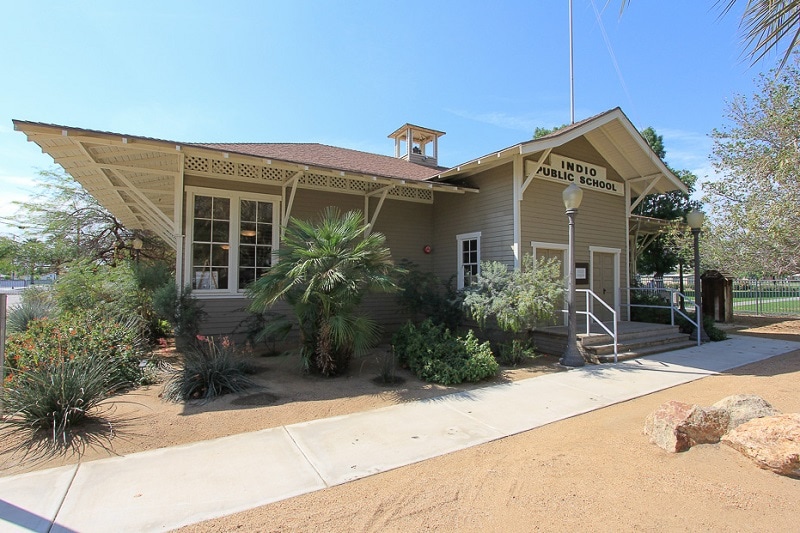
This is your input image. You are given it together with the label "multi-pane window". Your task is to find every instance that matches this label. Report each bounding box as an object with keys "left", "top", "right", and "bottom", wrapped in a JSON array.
[
  {"left": 192, "top": 195, "right": 230, "bottom": 290},
  {"left": 188, "top": 189, "right": 279, "bottom": 294},
  {"left": 238, "top": 200, "right": 274, "bottom": 289},
  {"left": 457, "top": 232, "right": 481, "bottom": 289}
]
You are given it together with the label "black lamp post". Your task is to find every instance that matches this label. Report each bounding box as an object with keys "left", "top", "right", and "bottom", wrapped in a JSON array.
[
  {"left": 560, "top": 183, "right": 585, "bottom": 367},
  {"left": 132, "top": 237, "right": 143, "bottom": 263},
  {"left": 686, "top": 209, "right": 709, "bottom": 343}
]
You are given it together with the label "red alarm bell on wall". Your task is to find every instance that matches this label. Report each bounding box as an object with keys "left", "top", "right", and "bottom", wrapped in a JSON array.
[{"left": 423, "top": 245, "right": 432, "bottom": 254}]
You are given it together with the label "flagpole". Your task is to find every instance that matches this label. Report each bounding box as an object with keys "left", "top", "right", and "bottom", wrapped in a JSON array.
[{"left": 569, "top": 0, "right": 575, "bottom": 124}]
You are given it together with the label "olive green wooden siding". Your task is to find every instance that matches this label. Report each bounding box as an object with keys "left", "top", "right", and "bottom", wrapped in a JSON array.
[
  {"left": 431, "top": 163, "right": 516, "bottom": 278},
  {"left": 188, "top": 183, "right": 433, "bottom": 337}
]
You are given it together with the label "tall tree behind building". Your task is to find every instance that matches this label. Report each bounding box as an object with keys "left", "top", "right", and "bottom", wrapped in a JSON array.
[{"left": 705, "top": 54, "right": 800, "bottom": 276}]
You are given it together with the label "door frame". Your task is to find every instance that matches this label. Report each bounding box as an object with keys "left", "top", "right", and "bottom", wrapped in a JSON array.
[
  {"left": 531, "top": 241, "right": 569, "bottom": 326},
  {"left": 589, "top": 246, "right": 621, "bottom": 322}
]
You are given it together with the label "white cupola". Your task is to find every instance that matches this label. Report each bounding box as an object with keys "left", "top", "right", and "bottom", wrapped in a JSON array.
[{"left": 388, "top": 123, "right": 445, "bottom": 167}]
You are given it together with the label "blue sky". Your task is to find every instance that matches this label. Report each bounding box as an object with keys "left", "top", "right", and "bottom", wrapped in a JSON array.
[{"left": 0, "top": 1, "right": 768, "bottom": 236}]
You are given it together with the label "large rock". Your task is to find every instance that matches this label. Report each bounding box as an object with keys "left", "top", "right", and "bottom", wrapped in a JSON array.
[
  {"left": 644, "top": 400, "right": 730, "bottom": 452},
  {"left": 721, "top": 413, "right": 800, "bottom": 478},
  {"left": 712, "top": 394, "right": 781, "bottom": 432}
]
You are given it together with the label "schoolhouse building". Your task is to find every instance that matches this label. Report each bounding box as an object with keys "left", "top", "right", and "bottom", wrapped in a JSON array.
[{"left": 13, "top": 107, "right": 686, "bottom": 339}]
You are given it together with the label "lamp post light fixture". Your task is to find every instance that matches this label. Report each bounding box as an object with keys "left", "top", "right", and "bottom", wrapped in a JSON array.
[
  {"left": 686, "top": 209, "right": 709, "bottom": 343},
  {"left": 132, "top": 237, "right": 143, "bottom": 263},
  {"left": 560, "top": 183, "right": 585, "bottom": 367}
]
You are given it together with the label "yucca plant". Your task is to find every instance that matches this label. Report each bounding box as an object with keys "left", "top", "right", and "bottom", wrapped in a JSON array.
[
  {"left": 6, "top": 298, "right": 54, "bottom": 333},
  {"left": 162, "top": 337, "right": 256, "bottom": 403},
  {"left": 1, "top": 356, "right": 128, "bottom": 450}
]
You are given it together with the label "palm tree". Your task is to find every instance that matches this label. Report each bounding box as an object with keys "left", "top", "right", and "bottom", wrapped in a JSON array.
[
  {"left": 247, "top": 207, "right": 401, "bottom": 376},
  {"left": 621, "top": 1, "right": 800, "bottom": 71}
]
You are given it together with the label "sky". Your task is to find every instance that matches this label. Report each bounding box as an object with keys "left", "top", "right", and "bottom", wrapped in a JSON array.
[{"left": 0, "top": 0, "right": 772, "bottom": 237}]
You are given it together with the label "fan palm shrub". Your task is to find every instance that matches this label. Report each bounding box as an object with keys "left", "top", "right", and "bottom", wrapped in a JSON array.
[{"left": 247, "top": 207, "right": 401, "bottom": 376}]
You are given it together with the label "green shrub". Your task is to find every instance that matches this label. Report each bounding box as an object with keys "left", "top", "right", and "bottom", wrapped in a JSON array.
[
  {"left": 463, "top": 255, "right": 563, "bottom": 333},
  {"left": 392, "top": 320, "right": 498, "bottom": 385},
  {"left": 7, "top": 298, "right": 54, "bottom": 333},
  {"left": 153, "top": 279, "right": 206, "bottom": 345},
  {"left": 395, "top": 260, "right": 464, "bottom": 330},
  {"left": 629, "top": 290, "right": 672, "bottom": 323},
  {"left": 53, "top": 260, "right": 139, "bottom": 317},
  {"left": 4, "top": 310, "right": 148, "bottom": 386},
  {"left": 1, "top": 356, "right": 128, "bottom": 449},
  {"left": 162, "top": 337, "right": 256, "bottom": 402},
  {"left": 497, "top": 338, "right": 538, "bottom": 366},
  {"left": 678, "top": 313, "right": 728, "bottom": 342}
]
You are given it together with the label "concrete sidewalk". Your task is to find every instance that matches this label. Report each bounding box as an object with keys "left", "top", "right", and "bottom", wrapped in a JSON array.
[{"left": 1, "top": 334, "right": 798, "bottom": 532}]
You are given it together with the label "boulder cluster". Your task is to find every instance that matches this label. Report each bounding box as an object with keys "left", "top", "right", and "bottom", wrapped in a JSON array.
[{"left": 644, "top": 394, "right": 800, "bottom": 478}]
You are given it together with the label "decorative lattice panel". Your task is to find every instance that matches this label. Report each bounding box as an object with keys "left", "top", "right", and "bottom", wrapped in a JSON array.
[
  {"left": 238, "top": 163, "right": 259, "bottom": 179},
  {"left": 262, "top": 167, "right": 284, "bottom": 182},
  {"left": 330, "top": 176, "right": 347, "bottom": 190},
  {"left": 212, "top": 159, "right": 236, "bottom": 175},
  {"left": 185, "top": 156, "right": 209, "bottom": 173}
]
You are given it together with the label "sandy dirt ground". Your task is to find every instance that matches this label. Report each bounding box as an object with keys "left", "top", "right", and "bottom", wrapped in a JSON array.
[{"left": 2, "top": 316, "right": 799, "bottom": 532}]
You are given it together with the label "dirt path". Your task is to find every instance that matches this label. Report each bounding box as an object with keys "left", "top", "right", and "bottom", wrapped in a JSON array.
[
  {"left": 178, "top": 317, "right": 800, "bottom": 532},
  {"left": 2, "top": 316, "right": 798, "bottom": 531}
]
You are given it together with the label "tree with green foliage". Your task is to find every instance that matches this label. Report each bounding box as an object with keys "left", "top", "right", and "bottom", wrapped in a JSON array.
[
  {"left": 632, "top": 127, "right": 700, "bottom": 280},
  {"left": 533, "top": 124, "right": 569, "bottom": 139},
  {"left": 620, "top": 1, "right": 800, "bottom": 71},
  {"left": 7, "top": 168, "right": 172, "bottom": 270},
  {"left": 246, "top": 207, "right": 401, "bottom": 376},
  {"left": 705, "top": 54, "right": 800, "bottom": 276}
]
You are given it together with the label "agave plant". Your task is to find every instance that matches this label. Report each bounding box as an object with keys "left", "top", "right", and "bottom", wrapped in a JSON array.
[{"left": 247, "top": 207, "right": 402, "bottom": 376}]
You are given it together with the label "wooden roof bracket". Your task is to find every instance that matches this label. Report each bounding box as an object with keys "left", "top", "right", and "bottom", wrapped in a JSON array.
[
  {"left": 364, "top": 185, "right": 394, "bottom": 237},
  {"left": 281, "top": 170, "right": 304, "bottom": 237},
  {"left": 520, "top": 148, "right": 552, "bottom": 199},
  {"left": 628, "top": 174, "right": 663, "bottom": 214}
]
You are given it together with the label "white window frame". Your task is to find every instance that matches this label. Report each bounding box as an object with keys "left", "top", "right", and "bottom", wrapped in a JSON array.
[
  {"left": 530, "top": 241, "right": 569, "bottom": 263},
  {"left": 185, "top": 186, "right": 281, "bottom": 297},
  {"left": 456, "top": 231, "right": 481, "bottom": 290}
]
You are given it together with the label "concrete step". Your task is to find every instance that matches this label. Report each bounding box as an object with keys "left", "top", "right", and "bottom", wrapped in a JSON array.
[
  {"left": 579, "top": 323, "right": 683, "bottom": 347},
  {"left": 595, "top": 339, "right": 698, "bottom": 363},
  {"left": 582, "top": 331, "right": 691, "bottom": 356}
]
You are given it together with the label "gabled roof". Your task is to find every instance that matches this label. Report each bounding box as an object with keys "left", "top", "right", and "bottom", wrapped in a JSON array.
[
  {"left": 195, "top": 142, "right": 443, "bottom": 181},
  {"left": 435, "top": 107, "right": 687, "bottom": 197}
]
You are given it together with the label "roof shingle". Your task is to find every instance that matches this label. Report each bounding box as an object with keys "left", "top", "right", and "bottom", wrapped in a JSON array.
[{"left": 194, "top": 142, "right": 444, "bottom": 181}]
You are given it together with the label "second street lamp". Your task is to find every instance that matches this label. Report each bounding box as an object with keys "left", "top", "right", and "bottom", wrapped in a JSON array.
[{"left": 686, "top": 209, "right": 709, "bottom": 343}]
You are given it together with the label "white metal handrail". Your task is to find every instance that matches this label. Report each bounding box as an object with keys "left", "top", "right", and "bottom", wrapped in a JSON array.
[
  {"left": 625, "top": 287, "right": 701, "bottom": 346},
  {"left": 576, "top": 289, "right": 618, "bottom": 363}
]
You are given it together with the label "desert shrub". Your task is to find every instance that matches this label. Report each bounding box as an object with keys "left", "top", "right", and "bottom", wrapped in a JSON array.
[
  {"left": 53, "top": 260, "right": 140, "bottom": 317},
  {"left": 7, "top": 298, "right": 54, "bottom": 333},
  {"left": 629, "top": 290, "right": 672, "bottom": 323},
  {"left": 162, "top": 337, "right": 256, "bottom": 402},
  {"left": 395, "top": 260, "right": 464, "bottom": 330},
  {"left": 496, "top": 338, "right": 538, "bottom": 366},
  {"left": 152, "top": 279, "right": 206, "bottom": 345},
  {"left": 463, "top": 255, "right": 563, "bottom": 333},
  {"left": 1, "top": 356, "right": 128, "bottom": 448},
  {"left": 392, "top": 319, "right": 498, "bottom": 385},
  {"left": 678, "top": 313, "right": 728, "bottom": 342},
  {"left": 4, "top": 310, "right": 148, "bottom": 386}
]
